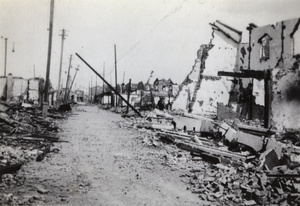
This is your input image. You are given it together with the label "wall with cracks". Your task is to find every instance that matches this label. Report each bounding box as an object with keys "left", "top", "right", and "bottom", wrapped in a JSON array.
[
  {"left": 173, "top": 21, "right": 240, "bottom": 116},
  {"left": 250, "top": 18, "right": 300, "bottom": 130}
]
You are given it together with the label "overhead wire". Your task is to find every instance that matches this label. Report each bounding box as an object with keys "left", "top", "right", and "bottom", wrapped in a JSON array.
[{"left": 97, "top": 0, "right": 186, "bottom": 78}]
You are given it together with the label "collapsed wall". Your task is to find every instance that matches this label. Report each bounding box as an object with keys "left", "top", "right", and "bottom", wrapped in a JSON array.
[
  {"left": 172, "top": 45, "right": 211, "bottom": 112},
  {"left": 173, "top": 21, "right": 240, "bottom": 116},
  {"left": 192, "top": 35, "right": 238, "bottom": 115}
]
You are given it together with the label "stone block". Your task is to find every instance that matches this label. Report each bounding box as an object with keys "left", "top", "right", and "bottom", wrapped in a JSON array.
[{"left": 236, "top": 131, "right": 264, "bottom": 152}]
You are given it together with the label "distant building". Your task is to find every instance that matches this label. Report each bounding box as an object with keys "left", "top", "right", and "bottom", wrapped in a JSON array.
[
  {"left": 75, "top": 89, "right": 84, "bottom": 102},
  {"left": 153, "top": 78, "right": 174, "bottom": 93}
]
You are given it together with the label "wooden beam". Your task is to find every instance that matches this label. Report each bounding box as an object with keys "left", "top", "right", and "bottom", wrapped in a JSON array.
[
  {"left": 218, "top": 70, "right": 265, "bottom": 80},
  {"left": 264, "top": 70, "right": 272, "bottom": 128}
]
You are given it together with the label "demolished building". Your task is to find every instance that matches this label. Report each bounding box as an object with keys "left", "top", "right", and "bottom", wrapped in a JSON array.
[{"left": 173, "top": 18, "right": 300, "bottom": 131}]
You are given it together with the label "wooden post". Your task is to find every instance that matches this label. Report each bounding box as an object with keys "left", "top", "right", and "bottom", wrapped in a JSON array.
[
  {"left": 42, "top": 0, "right": 55, "bottom": 118},
  {"left": 4, "top": 38, "right": 7, "bottom": 76},
  {"left": 264, "top": 70, "right": 272, "bottom": 128},
  {"left": 63, "top": 55, "right": 72, "bottom": 104},
  {"left": 57, "top": 29, "right": 67, "bottom": 103},
  {"left": 67, "top": 65, "right": 79, "bottom": 100},
  {"left": 114, "top": 44, "right": 118, "bottom": 107},
  {"left": 127, "top": 79, "right": 131, "bottom": 113}
]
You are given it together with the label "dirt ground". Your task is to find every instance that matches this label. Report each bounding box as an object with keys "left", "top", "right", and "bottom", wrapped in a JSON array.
[{"left": 8, "top": 105, "right": 206, "bottom": 206}]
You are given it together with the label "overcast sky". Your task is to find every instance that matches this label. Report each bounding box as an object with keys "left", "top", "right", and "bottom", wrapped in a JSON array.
[{"left": 0, "top": 0, "right": 300, "bottom": 91}]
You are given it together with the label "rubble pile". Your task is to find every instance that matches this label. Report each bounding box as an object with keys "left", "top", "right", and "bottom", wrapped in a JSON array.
[
  {"left": 0, "top": 101, "right": 66, "bottom": 205},
  {"left": 118, "top": 110, "right": 300, "bottom": 205},
  {"left": 186, "top": 162, "right": 300, "bottom": 205}
]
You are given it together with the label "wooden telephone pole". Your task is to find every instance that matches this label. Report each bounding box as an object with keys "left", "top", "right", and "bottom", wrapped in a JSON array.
[
  {"left": 42, "top": 0, "right": 54, "bottom": 118},
  {"left": 57, "top": 29, "right": 67, "bottom": 102},
  {"left": 103, "top": 62, "right": 105, "bottom": 94},
  {"left": 63, "top": 55, "right": 72, "bottom": 103},
  {"left": 114, "top": 44, "right": 118, "bottom": 107},
  {"left": 4, "top": 38, "right": 7, "bottom": 76}
]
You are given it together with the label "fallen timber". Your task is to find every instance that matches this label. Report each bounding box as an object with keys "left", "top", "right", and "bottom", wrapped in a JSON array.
[
  {"left": 237, "top": 124, "right": 276, "bottom": 136},
  {"left": 157, "top": 130, "right": 253, "bottom": 162},
  {"left": 158, "top": 129, "right": 211, "bottom": 144},
  {"left": 76, "top": 53, "right": 142, "bottom": 117}
]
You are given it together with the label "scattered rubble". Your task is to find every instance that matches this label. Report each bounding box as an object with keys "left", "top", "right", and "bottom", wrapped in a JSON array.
[
  {"left": 0, "top": 100, "right": 67, "bottom": 205},
  {"left": 117, "top": 106, "right": 300, "bottom": 206}
]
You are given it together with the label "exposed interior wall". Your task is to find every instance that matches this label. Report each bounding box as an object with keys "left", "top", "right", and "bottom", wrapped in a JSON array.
[
  {"left": 28, "top": 78, "right": 39, "bottom": 102},
  {"left": 238, "top": 43, "right": 249, "bottom": 71},
  {"left": 12, "top": 78, "right": 28, "bottom": 100},
  {"left": 272, "top": 68, "right": 300, "bottom": 131},
  {"left": 283, "top": 18, "right": 300, "bottom": 69},
  {"left": 6, "top": 74, "right": 13, "bottom": 101},
  {"left": 250, "top": 18, "right": 300, "bottom": 130},
  {"left": 0, "top": 77, "right": 7, "bottom": 99},
  {"left": 172, "top": 46, "right": 205, "bottom": 111},
  {"left": 250, "top": 22, "right": 282, "bottom": 70},
  {"left": 192, "top": 31, "right": 237, "bottom": 115},
  {"left": 192, "top": 77, "right": 231, "bottom": 115},
  {"left": 252, "top": 79, "right": 265, "bottom": 106}
]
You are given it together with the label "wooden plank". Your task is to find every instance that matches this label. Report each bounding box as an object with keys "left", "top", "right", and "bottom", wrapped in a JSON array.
[
  {"left": 237, "top": 124, "right": 276, "bottom": 135},
  {"left": 176, "top": 141, "right": 248, "bottom": 162}
]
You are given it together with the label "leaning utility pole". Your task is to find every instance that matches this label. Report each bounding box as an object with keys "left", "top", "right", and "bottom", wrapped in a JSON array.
[
  {"left": 63, "top": 54, "right": 72, "bottom": 103},
  {"left": 68, "top": 65, "right": 79, "bottom": 99},
  {"left": 95, "top": 76, "right": 97, "bottom": 96},
  {"left": 114, "top": 44, "right": 118, "bottom": 107},
  {"left": 57, "top": 29, "right": 67, "bottom": 95},
  {"left": 42, "top": 0, "right": 55, "bottom": 118},
  {"left": 103, "top": 62, "right": 105, "bottom": 94},
  {"left": 76, "top": 53, "right": 142, "bottom": 117}
]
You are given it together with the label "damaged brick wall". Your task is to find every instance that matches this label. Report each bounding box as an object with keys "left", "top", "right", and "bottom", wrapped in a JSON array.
[{"left": 250, "top": 18, "right": 300, "bottom": 131}]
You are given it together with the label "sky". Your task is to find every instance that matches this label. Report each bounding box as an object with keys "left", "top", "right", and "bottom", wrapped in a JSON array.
[{"left": 0, "top": 0, "right": 300, "bottom": 92}]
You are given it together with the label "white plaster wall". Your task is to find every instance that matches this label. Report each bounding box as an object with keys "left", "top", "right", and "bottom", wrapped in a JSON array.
[
  {"left": 271, "top": 69, "right": 300, "bottom": 131},
  {"left": 172, "top": 83, "right": 196, "bottom": 112},
  {"left": 28, "top": 79, "right": 39, "bottom": 90},
  {"left": 0, "top": 77, "right": 7, "bottom": 98},
  {"left": 192, "top": 34, "right": 237, "bottom": 115},
  {"left": 253, "top": 79, "right": 265, "bottom": 106},
  {"left": 193, "top": 78, "right": 231, "bottom": 115},
  {"left": 12, "top": 78, "right": 28, "bottom": 98},
  {"left": 250, "top": 22, "right": 282, "bottom": 70},
  {"left": 28, "top": 90, "right": 39, "bottom": 101},
  {"left": 203, "top": 37, "right": 237, "bottom": 76},
  {"left": 282, "top": 18, "right": 300, "bottom": 69}
]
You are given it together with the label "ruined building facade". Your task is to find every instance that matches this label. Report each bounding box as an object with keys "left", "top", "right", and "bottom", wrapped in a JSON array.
[
  {"left": 250, "top": 18, "right": 300, "bottom": 131},
  {"left": 173, "top": 18, "right": 300, "bottom": 131}
]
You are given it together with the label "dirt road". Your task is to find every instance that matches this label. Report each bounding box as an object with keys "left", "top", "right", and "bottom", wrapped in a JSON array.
[{"left": 16, "top": 105, "right": 204, "bottom": 206}]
